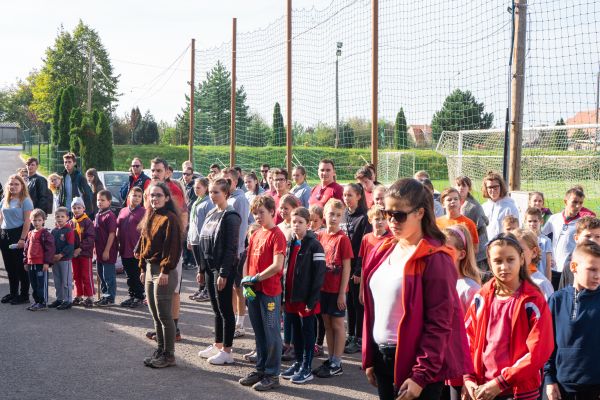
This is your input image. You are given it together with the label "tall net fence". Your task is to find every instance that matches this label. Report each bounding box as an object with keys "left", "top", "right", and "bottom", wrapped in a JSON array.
[{"left": 190, "top": 0, "right": 600, "bottom": 202}]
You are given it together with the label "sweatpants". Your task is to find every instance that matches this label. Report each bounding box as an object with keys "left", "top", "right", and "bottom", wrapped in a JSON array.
[
  {"left": 122, "top": 257, "right": 144, "bottom": 299},
  {"left": 205, "top": 269, "right": 235, "bottom": 347},
  {"left": 346, "top": 279, "right": 363, "bottom": 339},
  {"left": 97, "top": 262, "right": 116, "bottom": 300},
  {"left": 288, "top": 312, "right": 316, "bottom": 371},
  {"left": 72, "top": 256, "right": 94, "bottom": 297},
  {"left": 28, "top": 264, "right": 48, "bottom": 305},
  {"left": 247, "top": 291, "right": 282, "bottom": 376},
  {"left": 0, "top": 226, "right": 29, "bottom": 297},
  {"left": 53, "top": 260, "right": 73, "bottom": 303},
  {"left": 146, "top": 262, "right": 177, "bottom": 354}
]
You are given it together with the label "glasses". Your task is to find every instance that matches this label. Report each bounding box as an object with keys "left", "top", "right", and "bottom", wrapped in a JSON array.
[
  {"left": 149, "top": 193, "right": 164, "bottom": 198},
  {"left": 131, "top": 164, "right": 141, "bottom": 168},
  {"left": 183, "top": 173, "right": 192, "bottom": 176},
  {"left": 382, "top": 207, "right": 419, "bottom": 223},
  {"left": 486, "top": 185, "right": 500, "bottom": 191}
]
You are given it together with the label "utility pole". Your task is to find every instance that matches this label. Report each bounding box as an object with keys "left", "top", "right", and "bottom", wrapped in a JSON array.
[
  {"left": 87, "top": 47, "right": 94, "bottom": 113},
  {"left": 189, "top": 38, "right": 195, "bottom": 163},
  {"left": 286, "top": 0, "right": 293, "bottom": 173},
  {"left": 371, "top": 0, "right": 379, "bottom": 170},
  {"left": 508, "top": 0, "right": 527, "bottom": 191}
]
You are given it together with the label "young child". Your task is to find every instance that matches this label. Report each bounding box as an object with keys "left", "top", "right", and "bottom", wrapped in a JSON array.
[
  {"left": 94, "top": 189, "right": 118, "bottom": 306},
  {"left": 528, "top": 191, "right": 552, "bottom": 225},
  {"left": 280, "top": 207, "right": 326, "bottom": 384},
  {"left": 502, "top": 215, "right": 520, "bottom": 234},
  {"left": 372, "top": 185, "right": 386, "bottom": 208},
  {"left": 308, "top": 205, "right": 325, "bottom": 232},
  {"left": 544, "top": 241, "right": 600, "bottom": 399},
  {"left": 571, "top": 185, "right": 596, "bottom": 217},
  {"left": 117, "top": 187, "right": 146, "bottom": 308},
  {"left": 49, "top": 207, "right": 75, "bottom": 310},
  {"left": 239, "top": 195, "right": 287, "bottom": 391},
  {"left": 512, "top": 228, "right": 554, "bottom": 301},
  {"left": 23, "top": 209, "right": 55, "bottom": 311},
  {"left": 313, "top": 199, "right": 353, "bottom": 378},
  {"left": 558, "top": 216, "right": 600, "bottom": 289},
  {"left": 341, "top": 183, "right": 371, "bottom": 355},
  {"left": 463, "top": 233, "right": 553, "bottom": 400},
  {"left": 238, "top": 223, "right": 261, "bottom": 356},
  {"left": 67, "top": 197, "right": 96, "bottom": 308},
  {"left": 437, "top": 187, "right": 480, "bottom": 247},
  {"left": 278, "top": 194, "right": 300, "bottom": 242},
  {"left": 524, "top": 207, "right": 553, "bottom": 280},
  {"left": 542, "top": 187, "right": 585, "bottom": 289}
]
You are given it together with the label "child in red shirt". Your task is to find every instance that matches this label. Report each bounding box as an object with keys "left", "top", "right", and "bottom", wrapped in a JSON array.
[
  {"left": 240, "top": 195, "right": 287, "bottom": 391},
  {"left": 23, "top": 209, "right": 55, "bottom": 311},
  {"left": 314, "top": 198, "right": 353, "bottom": 378}
]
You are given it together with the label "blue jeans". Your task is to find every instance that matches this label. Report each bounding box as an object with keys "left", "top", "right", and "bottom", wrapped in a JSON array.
[
  {"left": 247, "top": 291, "right": 282, "bottom": 376},
  {"left": 288, "top": 312, "right": 316, "bottom": 371},
  {"left": 28, "top": 265, "right": 48, "bottom": 305},
  {"left": 97, "top": 262, "right": 116, "bottom": 300}
]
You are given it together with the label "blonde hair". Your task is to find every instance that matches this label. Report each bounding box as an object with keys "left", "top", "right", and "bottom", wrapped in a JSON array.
[
  {"left": 512, "top": 228, "right": 541, "bottom": 265},
  {"left": 367, "top": 204, "right": 385, "bottom": 222},
  {"left": 443, "top": 225, "right": 481, "bottom": 284},
  {"left": 48, "top": 173, "right": 62, "bottom": 193},
  {"left": 4, "top": 174, "right": 29, "bottom": 207},
  {"left": 323, "top": 198, "right": 345, "bottom": 214}
]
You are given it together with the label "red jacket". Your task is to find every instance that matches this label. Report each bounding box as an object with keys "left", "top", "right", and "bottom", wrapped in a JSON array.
[
  {"left": 464, "top": 279, "right": 554, "bottom": 399},
  {"left": 362, "top": 236, "right": 473, "bottom": 389}
]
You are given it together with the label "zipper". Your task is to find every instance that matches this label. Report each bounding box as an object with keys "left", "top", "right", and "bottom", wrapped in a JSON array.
[{"left": 571, "top": 289, "right": 580, "bottom": 321}]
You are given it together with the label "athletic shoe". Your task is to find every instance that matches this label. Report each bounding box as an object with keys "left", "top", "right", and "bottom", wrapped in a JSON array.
[
  {"left": 120, "top": 297, "right": 135, "bottom": 307},
  {"left": 280, "top": 362, "right": 301, "bottom": 380},
  {"left": 315, "top": 362, "right": 343, "bottom": 378},
  {"left": 30, "top": 303, "right": 47, "bottom": 311},
  {"left": 312, "top": 359, "right": 331, "bottom": 375},
  {"left": 195, "top": 289, "right": 210, "bottom": 302},
  {"left": 96, "top": 297, "right": 114, "bottom": 307},
  {"left": 344, "top": 336, "right": 354, "bottom": 347},
  {"left": 1, "top": 294, "right": 15, "bottom": 303},
  {"left": 344, "top": 337, "right": 361, "bottom": 354},
  {"left": 188, "top": 290, "right": 201, "bottom": 300},
  {"left": 243, "top": 350, "right": 257, "bottom": 362},
  {"left": 146, "top": 331, "right": 157, "bottom": 341},
  {"left": 291, "top": 367, "right": 314, "bottom": 384},
  {"left": 56, "top": 301, "right": 72, "bottom": 310},
  {"left": 281, "top": 345, "right": 295, "bottom": 361},
  {"left": 143, "top": 348, "right": 163, "bottom": 366},
  {"left": 129, "top": 298, "right": 143, "bottom": 308},
  {"left": 48, "top": 300, "right": 62, "bottom": 308},
  {"left": 314, "top": 344, "right": 323, "bottom": 357},
  {"left": 10, "top": 295, "right": 29, "bottom": 305},
  {"left": 198, "top": 344, "right": 220, "bottom": 359},
  {"left": 72, "top": 297, "right": 83, "bottom": 306},
  {"left": 175, "top": 329, "right": 182, "bottom": 342},
  {"left": 233, "top": 326, "right": 245, "bottom": 338},
  {"left": 83, "top": 298, "right": 94, "bottom": 308},
  {"left": 252, "top": 375, "right": 280, "bottom": 391},
  {"left": 26, "top": 302, "right": 37, "bottom": 311},
  {"left": 208, "top": 350, "right": 234, "bottom": 365},
  {"left": 149, "top": 352, "right": 176, "bottom": 368},
  {"left": 239, "top": 371, "right": 264, "bottom": 386}
]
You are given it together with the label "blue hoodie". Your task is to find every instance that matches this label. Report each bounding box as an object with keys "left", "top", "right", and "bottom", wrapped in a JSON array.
[{"left": 544, "top": 285, "right": 600, "bottom": 393}]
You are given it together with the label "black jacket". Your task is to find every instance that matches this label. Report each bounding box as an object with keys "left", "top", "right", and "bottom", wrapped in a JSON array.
[
  {"left": 283, "top": 230, "right": 326, "bottom": 310},
  {"left": 198, "top": 207, "right": 241, "bottom": 278},
  {"left": 341, "top": 206, "right": 372, "bottom": 276},
  {"left": 27, "top": 174, "right": 52, "bottom": 213},
  {"left": 120, "top": 172, "right": 151, "bottom": 206},
  {"left": 59, "top": 168, "right": 93, "bottom": 212}
]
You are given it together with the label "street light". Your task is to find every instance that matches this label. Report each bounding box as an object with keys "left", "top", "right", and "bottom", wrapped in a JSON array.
[{"left": 335, "top": 41, "right": 343, "bottom": 148}]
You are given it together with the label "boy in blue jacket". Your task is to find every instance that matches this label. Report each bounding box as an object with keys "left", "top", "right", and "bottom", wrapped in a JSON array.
[{"left": 545, "top": 241, "right": 600, "bottom": 400}]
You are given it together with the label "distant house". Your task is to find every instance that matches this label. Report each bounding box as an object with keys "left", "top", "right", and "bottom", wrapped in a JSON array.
[
  {"left": 566, "top": 108, "right": 600, "bottom": 150},
  {"left": 0, "top": 122, "right": 21, "bottom": 144},
  {"left": 408, "top": 125, "right": 432, "bottom": 147}
]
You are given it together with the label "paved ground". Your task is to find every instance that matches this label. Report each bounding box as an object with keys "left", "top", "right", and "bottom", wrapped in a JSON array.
[{"left": 0, "top": 146, "right": 377, "bottom": 400}]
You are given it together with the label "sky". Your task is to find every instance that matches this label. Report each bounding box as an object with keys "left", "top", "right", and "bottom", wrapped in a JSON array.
[{"left": 1, "top": 0, "right": 599, "bottom": 128}]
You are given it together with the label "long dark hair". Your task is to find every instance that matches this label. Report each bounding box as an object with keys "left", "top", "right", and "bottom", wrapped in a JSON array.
[
  {"left": 386, "top": 178, "right": 446, "bottom": 243},
  {"left": 139, "top": 182, "right": 181, "bottom": 237},
  {"left": 86, "top": 168, "right": 104, "bottom": 193},
  {"left": 246, "top": 172, "right": 260, "bottom": 195},
  {"left": 345, "top": 183, "right": 368, "bottom": 213}
]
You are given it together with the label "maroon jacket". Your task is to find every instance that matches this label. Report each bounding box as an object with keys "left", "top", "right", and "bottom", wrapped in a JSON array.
[
  {"left": 66, "top": 215, "right": 96, "bottom": 258},
  {"left": 23, "top": 228, "right": 55, "bottom": 265},
  {"left": 362, "top": 236, "right": 473, "bottom": 389}
]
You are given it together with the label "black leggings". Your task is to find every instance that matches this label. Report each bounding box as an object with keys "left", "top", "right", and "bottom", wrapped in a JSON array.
[
  {"left": 205, "top": 269, "right": 235, "bottom": 347},
  {"left": 122, "top": 257, "right": 144, "bottom": 299},
  {"left": 346, "top": 279, "right": 363, "bottom": 338},
  {"left": 0, "top": 226, "right": 29, "bottom": 297}
]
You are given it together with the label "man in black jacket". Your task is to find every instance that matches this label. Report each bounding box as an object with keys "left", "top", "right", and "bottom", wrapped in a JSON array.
[
  {"left": 25, "top": 157, "right": 52, "bottom": 213},
  {"left": 58, "top": 152, "right": 93, "bottom": 212}
]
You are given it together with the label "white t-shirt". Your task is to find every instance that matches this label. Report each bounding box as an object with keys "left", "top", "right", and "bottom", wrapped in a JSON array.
[
  {"left": 482, "top": 197, "right": 520, "bottom": 240},
  {"left": 537, "top": 234, "right": 553, "bottom": 276},
  {"left": 456, "top": 277, "right": 480, "bottom": 315},
  {"left": 531, "top": 270, "right": 554, "bottom": 301},
  {"left": 542, "top": 213, "right": 579, "bottom": 273},
  {"left": 370, "top": 244, "right": 415, "bottom": 345}
]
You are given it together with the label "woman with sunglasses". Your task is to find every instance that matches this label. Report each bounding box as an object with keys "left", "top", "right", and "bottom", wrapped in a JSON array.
[
  {"left": 362, "top": 178, "right": 472, "bottom": 400},
  {"left": 481, "top": 171, "right": 519, "bottom": 241},
  {"left": 120, "top": 158, "right": 151, "bottom": 207}
]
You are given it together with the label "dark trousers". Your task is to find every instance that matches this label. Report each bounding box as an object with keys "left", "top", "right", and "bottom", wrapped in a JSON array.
[
  {"left": 28, "top": 264, "right": 48, "bottom": 304},
  {"left": 205, "top": 269, "right": 235, "bottom": 347},
  {"left": 0, "top": 226, "right": 29, "bottom": 297},
  {"left": 316, "top": 312, "right": 326, "bottom": 346},
  {"left": 373, "top": 343, "right": 443, "bottom": 400},
  {"left": 288, "top": 312, "right": 316, "bottom": 371},
  {"left": 551, "top": 270, "right": 562, "bottom": 291},
  {"left": 122, "top": 257, "right": 144, "bottom": 299},
  {"left": 555, "top": 385, "right": 600, "bottom": 400},
  {"left": 347, "top": 279, "right": 363, "bottom": 338}
]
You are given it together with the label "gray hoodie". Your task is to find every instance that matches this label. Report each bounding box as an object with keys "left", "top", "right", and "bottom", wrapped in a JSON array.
[{"left": 227, "top": 188, "right": 249, "bottom": 256}]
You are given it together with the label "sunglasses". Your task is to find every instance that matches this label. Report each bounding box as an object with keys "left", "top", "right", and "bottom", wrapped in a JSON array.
[
  {"left": 382, "top": 207, "right": 419, "bottom": 223},
  {"left": 183, "top": 173, "right": 192, "bottom": 176}
]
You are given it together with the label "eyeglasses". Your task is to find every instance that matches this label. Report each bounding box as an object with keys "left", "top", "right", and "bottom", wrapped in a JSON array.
[
  {"left": 382, "top": 207, "right": 419, "bottom": 223},
  {"left": 486, "top": 185, "right": 500, "bottom": 190},
  {"left": 149, "top": 193, "right": 164, "bottom": 198},
  {"left": 183, "top": 173, "right": 192, "bottom": 176},
  {"left": 131, "top": 164, "right": 141, "bottom": 168}
]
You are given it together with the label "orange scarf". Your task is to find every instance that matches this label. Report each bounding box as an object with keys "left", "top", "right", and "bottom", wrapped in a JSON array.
[{"left": 73, "top": 213, "right": 89, "bottom": 241}]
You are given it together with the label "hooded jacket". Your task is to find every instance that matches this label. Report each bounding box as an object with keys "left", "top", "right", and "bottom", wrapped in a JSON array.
[
  {"left": 198, "top": 206, "right": 241, "bottom": 278},
  {"left": 341, "top": 206, "right": 372, "bottom": 277},
  {"left": 66, "top": 215, "right": 96, "bottom": 258},
  {"left": 464, "top": 279, "right": 554, "bottom": 399},
  {"left": 362, "top": 236, "right": 473, "bottom": 389}
]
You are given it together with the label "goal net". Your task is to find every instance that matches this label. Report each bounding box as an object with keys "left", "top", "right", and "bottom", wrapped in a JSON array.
[{"left": 436, "top": 124, "right": 600, "bottom": 200}]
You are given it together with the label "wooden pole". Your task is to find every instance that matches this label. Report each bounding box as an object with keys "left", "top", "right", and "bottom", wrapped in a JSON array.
[
  {"left": 286, "top": 0, "right": 293, "bottom": 173},
  {"left": 371, "top": 0, "right": 379, "bottom": 170},
  {"left": 189, "top": 38, "right": 195, "bottom": 164},
  {"left": 230, "top": 18, "right": 237, "bottom": 167},
  {"left": 508, "top": 0, "right": 527, "bottom": 191}
]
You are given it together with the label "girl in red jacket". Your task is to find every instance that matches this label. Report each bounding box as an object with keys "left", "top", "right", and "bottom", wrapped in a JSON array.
[
  {"left": 362, "top": 178, "right": 472, "bottom": 400},
  {"left": 463, "top": 232, "right": 554, "bottom": 400}
]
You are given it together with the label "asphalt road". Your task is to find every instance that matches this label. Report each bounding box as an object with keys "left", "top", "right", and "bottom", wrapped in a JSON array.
[{"left": 0, "top": 146, "right": 377, "bottom": 400}]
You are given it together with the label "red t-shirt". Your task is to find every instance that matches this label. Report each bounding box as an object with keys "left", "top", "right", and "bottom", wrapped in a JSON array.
[
  {"left": 247, "top": 226, "right": 287, "bottom": 297},
  {"left": 364, "top": 190, "right": 374, "bottom": 209},
  {"left": 309, "top": 182, "right": 344, "bottom": 207},
  {"left": 317, "top": 230, "right": 353, "bottom": 293},
  {"left": 358, "top": 231, "right": 391, "bottom": 270},
  {"left": 284, "top": 239, "right": 320, "bottom": 316}
]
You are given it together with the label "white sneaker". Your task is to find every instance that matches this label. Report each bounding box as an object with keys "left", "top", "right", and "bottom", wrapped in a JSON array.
[
  {"left": 234, "top": 325, "right": 245, "bottom": 338},
  {"left": 198, "top": 344, "right": 220, "bottom": 359},
  {"left": 208, "top": 350, "right": 234, "bottom": 365}
]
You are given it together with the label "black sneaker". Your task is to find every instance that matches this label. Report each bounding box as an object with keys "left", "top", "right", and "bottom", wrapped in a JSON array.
[
  {"left": 57, "top": 301, "right": 72, "bottom": 310},
  {"left": 239, "top": 371, "right": 264, "bottom": 386},
  {"left": 10, "top": 295, "right": 29, "bottom": 305},
  {"left": 72, "top": 297, "right": 83, "bottom": 306},
  {"left": 312, "top": 359, "right": 331, "bottom": 375},
  {"left": 252, "top": 375, "right": 280, "bottom": 391},
  {"left": 48, "top": 300, "right": 62, "bottom": 308},
  {"left": 344, "top": 337, "right": 361, "bottom": 354},
  {"left": 120, "top": 297, "right": 135, "bottom": 307},
  {"left": 143, "top": 348, "right": 163, "bottom": 367},
  {"left": 129, "top": 298, "right": 143, "bottom": 308},
  {"left": 96, "top": 297, "right": 114, "bottom": 307},
  {"left": 316, "top": 361, "right": 343, "bottom": 378},
  {"left": 146, "top": 330, "right": 157, "bottom": 340},
  {"left": 1, "top": 294, "right": 15, "bottom": 303},
  {"left": 83, "top": 298, "right": 94, "bottom": 308},
  {"left": 149, "top": 352, "right": 176, "bottom": 368}
]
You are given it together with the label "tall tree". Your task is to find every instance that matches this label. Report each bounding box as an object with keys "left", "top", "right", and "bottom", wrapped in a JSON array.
[
  {"left": 339, "top": 122, "right": 355, "bottom": 149},
  {"left": 77, "top": 114, "right": 98, "bottom": 171},
  {"left": 30, "top": 20, "right": 119, "bottom": 123},
  {"left": 394, "top": 107, "right": 409, "bottom": 149},
  {"left": 96, "top": 111, "right": 114, "bottom": 170},
  {"left": 57, "top": 86, "right": 75, "bottom": 150},
  {"left": 69, "top": 107, "right": 83, "bottom": 153},
  {"left": 431, "top": 89, "right": 493, "bottom": 142},
  {"left": 272, "top": 102, "right": 285, "bottom": 146}
]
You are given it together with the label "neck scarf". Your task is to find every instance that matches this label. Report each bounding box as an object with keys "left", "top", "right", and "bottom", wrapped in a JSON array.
[{"left": 73, "top": 213, "right": 89, "bottom": 240}]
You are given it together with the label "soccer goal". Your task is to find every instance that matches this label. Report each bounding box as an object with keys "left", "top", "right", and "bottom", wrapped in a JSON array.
[
  {"left": 435, "top": 124, "right": 600, "bottom": 199},
  {"left": 377, "top": 151, "right": 416, "bottom": 185}
]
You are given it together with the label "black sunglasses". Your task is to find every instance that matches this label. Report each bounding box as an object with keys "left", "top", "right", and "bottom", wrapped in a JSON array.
[{"left": 382, "top": 207, "right": 419, "bottom": 223}]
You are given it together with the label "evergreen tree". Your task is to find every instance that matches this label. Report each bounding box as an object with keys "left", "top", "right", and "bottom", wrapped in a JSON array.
[
  {"left": 69, "top": 107, "right": 83, "bottom": 153},
  {"left": 550, "top": 118, "right": 568, "bottom": 150},
  {"left": 51, "top": 90, "right": 62, "bottom": 145},
  {"left": 96, "top": 111, "right": 114, "bottom": 170},
  {"left": 339, "top": 122, "right": 355, "bottom": 148},
  {"left": 57, "top": 85, "right": 75, "bottom": 150},
  {"left": 77, "top": 114, "right": 97, "bottom": 171},
  {"left": 431, "top": 89, "right": 493, "bottom": 142},
  {"left": 272, "top": 102, "right": 285, "bottom": 146},
  {"left": 394, "top": 107, "right": 409, "bottom": 149}
]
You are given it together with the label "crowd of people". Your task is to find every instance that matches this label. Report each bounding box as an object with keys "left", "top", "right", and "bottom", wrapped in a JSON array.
[{"left": 1, "top": 152, "right": 600, "bottom": 400}]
